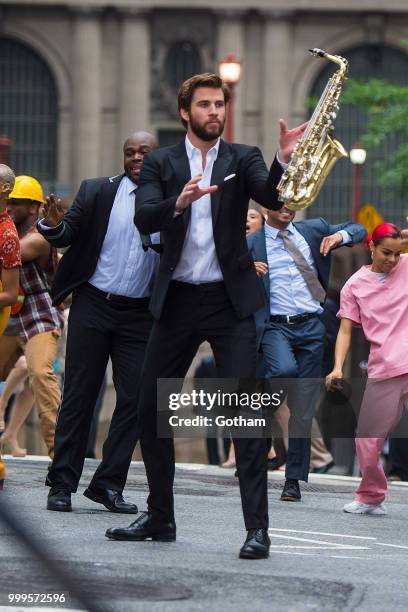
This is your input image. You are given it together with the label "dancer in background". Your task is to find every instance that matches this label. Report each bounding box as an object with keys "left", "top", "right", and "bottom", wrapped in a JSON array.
[{"left": 327, "top": 222, "right": 408, "bottom": 514}]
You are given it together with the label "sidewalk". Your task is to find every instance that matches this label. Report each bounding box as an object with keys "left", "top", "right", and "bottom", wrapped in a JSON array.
[{"left": 1, "top": 457, "right": 408, "bottom": 612}]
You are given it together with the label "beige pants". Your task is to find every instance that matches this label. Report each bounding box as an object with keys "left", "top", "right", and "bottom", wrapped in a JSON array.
[
  {"left": 310, "top": 418, "right": 334, "bottom": 469},
  {"left": 0, "top": 329, "right": 61, "bottom": 457}
]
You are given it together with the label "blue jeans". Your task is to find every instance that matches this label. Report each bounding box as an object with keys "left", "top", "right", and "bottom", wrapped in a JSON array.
[{"left": 260, "top": 316, "right": 325, "bottom": 481}]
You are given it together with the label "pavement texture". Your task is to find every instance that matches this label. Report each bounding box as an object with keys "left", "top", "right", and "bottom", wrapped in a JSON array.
[{"left": 1, "top": 457, "right": 408, "bottom": 612}]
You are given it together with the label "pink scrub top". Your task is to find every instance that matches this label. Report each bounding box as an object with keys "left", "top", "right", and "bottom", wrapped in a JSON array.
[{"left": 338, "top": 254, "right": 408, "bottom": 379}]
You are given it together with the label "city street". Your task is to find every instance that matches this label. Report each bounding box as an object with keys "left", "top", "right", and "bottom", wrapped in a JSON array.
[{"left": 1, "top": 457, "right": 408, "bottom": 612}]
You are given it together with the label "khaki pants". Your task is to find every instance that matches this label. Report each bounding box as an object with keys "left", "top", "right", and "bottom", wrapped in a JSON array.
[{"left": 0, "top": 329, "right": 61, "bottom": 457}]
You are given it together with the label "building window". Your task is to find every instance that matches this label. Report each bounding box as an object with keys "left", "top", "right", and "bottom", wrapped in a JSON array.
[
  {"left": 165, "top": 41, "right": 202, "bottom": 91},
  {"left": 308, "top": 44, "right": 408, "bottom": 226},
  {"left": 0, "top": 38, "right": 58, "bottom": 189}
]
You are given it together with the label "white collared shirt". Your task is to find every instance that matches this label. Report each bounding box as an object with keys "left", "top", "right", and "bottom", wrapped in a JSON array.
[
  {"left": 172, "top": 136, "right": 223, "bottom": 283},
  {"left": 88, "top": 176, "right": 159, "bottom": 297},
  {"left": 265, "top": 222, "right": 350, "bottom": 315},
  {"left": 265, "top": 221, "right": 323, "bottom": 315}
]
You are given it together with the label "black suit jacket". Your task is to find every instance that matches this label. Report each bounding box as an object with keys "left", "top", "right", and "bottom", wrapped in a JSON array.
[
  {"left": 38, "top": 174, "right": 153, "bottom": 306},
  {"left": 134, "top": 139, "right": 283, "bottom": 320}
]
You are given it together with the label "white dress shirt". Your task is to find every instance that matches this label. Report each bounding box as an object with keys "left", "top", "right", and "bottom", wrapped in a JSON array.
[
  {"left": 265, "top": 221, "right": 350, "bottom": 315},
  {"left": 89, "top": 177, "right": 159, "bottom": 297},
  {"left": 39, "top": 176, "right": 159, "bottom": 298},
  {"left": 172, "top": 136, "right": 223, "bottom": 283}
]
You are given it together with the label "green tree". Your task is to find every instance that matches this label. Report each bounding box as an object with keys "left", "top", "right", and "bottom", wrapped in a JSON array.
[{"left": 342, "top": 78, "right": 408, "bottom": 193}]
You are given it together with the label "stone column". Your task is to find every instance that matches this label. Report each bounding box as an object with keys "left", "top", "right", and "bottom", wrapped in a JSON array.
[
  {"left": 71, "top": 7, "right": 102, "bottom": 190},
  {"left": 261, "top": 11, "right": 294, "bottom": 164},
  {"left": 118, "top": 8, "right": 151, "bottom": 150},
  {"left": 242, "top": 14, "right": 263, "bottom": 146},
  {"left": 216, "top": 10, "right": 245, "bottom": 143}
]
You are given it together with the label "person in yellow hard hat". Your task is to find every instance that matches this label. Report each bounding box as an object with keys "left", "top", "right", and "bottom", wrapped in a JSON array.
[{"left": 0, "top": 175, "right": 64, "bottom": 458}]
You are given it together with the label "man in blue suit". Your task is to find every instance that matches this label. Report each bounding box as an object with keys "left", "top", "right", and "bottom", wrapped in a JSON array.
[{"left": 247, "top": 205, "right": 366, "bottom": 501}]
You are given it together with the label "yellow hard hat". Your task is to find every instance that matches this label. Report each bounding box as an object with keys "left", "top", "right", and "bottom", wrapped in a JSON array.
[{"left": 8, "top": 175, "right": 44, "bottom": 204}]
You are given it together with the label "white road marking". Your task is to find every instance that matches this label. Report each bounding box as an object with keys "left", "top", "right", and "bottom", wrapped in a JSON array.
[
  {"left": 330, "top": 555, "right": 369, "bottom": 560},
  {"left": 273, "top": 551, "right": 316, "bottom": 556},
  {"left": 375, "top": 542, "right": 408, "bottom": 550},
  {"left": 269, "top": 528, "right": 376, "bottom": 540},
  {"left": 269, "top": 533, "right": 370, "bottom": 549},
  {"left": 270, "top": 545, "right": 370, "bottom": 550}
]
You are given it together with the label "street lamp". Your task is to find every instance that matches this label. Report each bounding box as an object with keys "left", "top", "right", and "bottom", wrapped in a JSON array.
[
  {"left": 218, "top": 53, "right": 242, "bottom": 143},
  {"left": 350, "top": 144, "right": 367, "bottom": 222}
]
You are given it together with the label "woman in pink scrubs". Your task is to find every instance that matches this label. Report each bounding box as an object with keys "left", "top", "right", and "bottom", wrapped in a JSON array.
[{"left": 326, "top": 222, "right": 408, "bottom": 515}]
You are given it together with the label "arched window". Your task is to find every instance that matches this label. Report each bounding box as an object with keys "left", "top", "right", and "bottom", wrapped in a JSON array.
[
  {"left": 308, "top": 45, "right": 408, "bottom": 225},
  {"left": 165, "top": 40, "right": 202, "bottom": 91},
  {"left": 0, "top": 38, "right": 58, "bottom": 189}
]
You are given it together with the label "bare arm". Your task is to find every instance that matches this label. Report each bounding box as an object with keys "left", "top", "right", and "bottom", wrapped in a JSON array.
[
  {"left": 20, "top": 232, "right": 50, "bottom": 264},
  {"left": 326, "top": 318, "right": 353, "bottom": 389},
  {"left": 0, "top": 267, "right": 19, "bottom": 307}
]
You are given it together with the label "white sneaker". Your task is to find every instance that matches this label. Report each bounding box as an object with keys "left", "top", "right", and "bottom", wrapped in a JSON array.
[{"left": 343, "top": 500, "right": 387, "bottom": 515}]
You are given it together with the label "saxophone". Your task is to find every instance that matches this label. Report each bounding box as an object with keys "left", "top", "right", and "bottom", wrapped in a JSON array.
[{"left": 277, "top": 48, "right": 349, "bottom": 211}]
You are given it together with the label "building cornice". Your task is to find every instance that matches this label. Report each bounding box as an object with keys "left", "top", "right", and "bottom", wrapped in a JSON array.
[{"left": 5, "top": 0, "right": 408, "bottom": 14}]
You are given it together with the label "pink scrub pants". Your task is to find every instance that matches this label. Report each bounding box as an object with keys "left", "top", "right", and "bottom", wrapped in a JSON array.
[{"left": 355, "top": 374, "right": 408, "bottom": 504}]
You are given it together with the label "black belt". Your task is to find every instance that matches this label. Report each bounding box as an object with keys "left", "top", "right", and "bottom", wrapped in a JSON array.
[
  {"left": 270, "top": 312, "right": 318, "bottom": 325},
  {"left": 84, "top": 283, "right": 150, "bottom": 305},
  {"left": 170, "top": 280, "right": 225, "bottom": 291}
]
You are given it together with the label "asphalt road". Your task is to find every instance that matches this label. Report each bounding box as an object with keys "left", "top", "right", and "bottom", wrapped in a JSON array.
[{"left": 1, "top": 457, "right": 408, "bottom": 612}]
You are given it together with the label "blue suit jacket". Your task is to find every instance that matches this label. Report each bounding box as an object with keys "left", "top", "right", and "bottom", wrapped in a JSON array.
[{"left": 246, "top": 218, "right": 367, "bottom": 350}]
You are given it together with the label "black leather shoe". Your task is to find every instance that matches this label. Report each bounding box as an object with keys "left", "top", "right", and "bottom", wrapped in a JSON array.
[
  {"left": 312, "top": 460, "right": 335, "bottom": 474},
  {"left": 83, "top": 486, "right": 138, "bottom": 514},
  {"left": 239, "top": 528, "right": 270, "bottom": 559},
  {"left": 47, "top": 487, "right": 72, "bottom": 512},
  {"left": 280, "top": 478, "right": 301, "bottom": 502},
  {"left": 105, "top": 511, "right": 176, "bottom": 541}
]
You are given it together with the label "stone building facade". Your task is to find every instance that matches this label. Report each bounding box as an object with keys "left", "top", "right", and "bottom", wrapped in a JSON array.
[{"left": 1, "top": 1, "right": 408, "bottom": 222}]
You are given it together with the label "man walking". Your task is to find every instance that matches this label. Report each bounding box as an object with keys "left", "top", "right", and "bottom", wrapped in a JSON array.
[
  {"left": 39, "top": 131, "right": 159, "bottom": 513},
  {"left": 105, "top": 73, "right": 305, "bottom": 558},
  {"left": 247, "top": 204, "right": 366, "bottom": 501},
  {"left": 0, "top": 175, "right": 63, "bottom": 456}
]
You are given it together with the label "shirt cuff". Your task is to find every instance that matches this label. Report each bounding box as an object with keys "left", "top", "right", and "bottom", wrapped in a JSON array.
[
  {"left": 38, "top": 219, "right": 65, "bottom": 238},
  {"left": 276, "top": 151, "right": 289, "bottom": 170},
  {"left": 338, "top": 230, "right": 351, "bottom": 244}
]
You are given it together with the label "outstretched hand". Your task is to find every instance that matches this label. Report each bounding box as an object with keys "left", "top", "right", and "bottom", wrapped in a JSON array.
[
  {"left": 320, "top": 232, "right": 343, "bottom": 256},
  {"left": 43, "top": 194, "right": 64, "bottom": 227},
  {"left": 175, "top": 174, "right": 218, "bottom": 213},
  {"left": 279, "top": 119, "right": 308, "bottom": 163}
]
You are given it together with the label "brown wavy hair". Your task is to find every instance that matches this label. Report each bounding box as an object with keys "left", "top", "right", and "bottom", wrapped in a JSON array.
[{"left": 177, "top": 73, "right": 230, "bottom": 129}]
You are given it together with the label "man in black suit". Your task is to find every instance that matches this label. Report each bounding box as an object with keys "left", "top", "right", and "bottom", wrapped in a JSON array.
[
  {"left": 105, "top": 73, "right": 305, "bottom": 558},
  {"left": 38, "top": 131, "right": 159, "bottom": 513}
]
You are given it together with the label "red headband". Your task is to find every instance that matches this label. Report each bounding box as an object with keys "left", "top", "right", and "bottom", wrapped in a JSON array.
[{"left": 367, "top": 222, "right": 400, "bottom": 246}]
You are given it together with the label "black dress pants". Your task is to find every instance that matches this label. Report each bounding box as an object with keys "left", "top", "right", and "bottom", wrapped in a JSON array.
[
  {"left": 46, "top": 283, "right": 152, "bottom": 492},
  {"left": 137, "top": 281, "right": 269, "bottom": 530}
]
